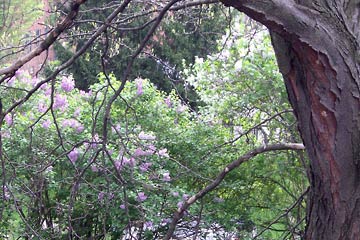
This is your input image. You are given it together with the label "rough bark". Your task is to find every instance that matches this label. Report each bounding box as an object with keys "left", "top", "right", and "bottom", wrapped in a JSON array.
[{"left": 220, "top": 0, "right": 360, "bottom": 239}]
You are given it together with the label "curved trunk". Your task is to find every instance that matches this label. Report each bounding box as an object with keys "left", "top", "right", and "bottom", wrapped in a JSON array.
[{"left": 220, "top": 0, "right": 360, "bottom": 239}]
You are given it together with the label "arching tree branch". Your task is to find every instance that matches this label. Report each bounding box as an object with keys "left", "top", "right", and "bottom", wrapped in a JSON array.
[
  {"left": 164, "top": 142, "right": 305, "bottom": 239},
  {"left": 3, "top": 0, "right": 133, "bottom": 117}
]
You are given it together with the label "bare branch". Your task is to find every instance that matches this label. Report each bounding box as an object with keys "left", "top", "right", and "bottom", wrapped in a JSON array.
[
  {"left": 3, "top": 0, "right": 133, "bottom": 117},
  {"left": 218, "top": 0, "right": 357, "bottom": 73},
  {"left": 170, "top": 0, "right": 219, "bottom": 10},
  {"left": 164, "top": 142, "right": 305, "bottom": 239},
  {"left": 102, "top": 0, "right": 184, "bottom": 150},
  {"left": 253, "top": 187, "right": 309, "bottom": 239},
  {"left": 0, "top": 0, "right": 88, "bottom": 80}
]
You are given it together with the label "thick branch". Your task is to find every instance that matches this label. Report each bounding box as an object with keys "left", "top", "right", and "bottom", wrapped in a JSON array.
[
  {"left": 0, "top": 0, "right": 88, "bottom": 80},
  {"left": 3, "top": 0, "right": 133, "bottom": 117},
  {"left": 219, "top": 1, "right": 347, "bottom": 60},
  {"left": 164, "top": 143, "right": 305, "bottom": 239},
  {"left": 171, "top": 0, "right": 219, "bottom": 10}
]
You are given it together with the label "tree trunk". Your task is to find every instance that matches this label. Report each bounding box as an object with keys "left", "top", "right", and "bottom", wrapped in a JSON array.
[{"left": 220, "top": 0, "right": 360, "bottom": 239}]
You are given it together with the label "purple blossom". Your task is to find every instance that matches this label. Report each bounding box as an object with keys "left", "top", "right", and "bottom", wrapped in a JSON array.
[
  {"left": 161, "top": 218, "right": 171, "bottom": 226},
  {"left": 68, "top": 148, "right": 79, "bottom": 164},
  {"left": 31, "top": 77, "right": 40, "bottom": 87},
  {"left": 176, "top": 104, "right": 187, "bottom": 113},
  {"left": 162, "top": 172, "right": 171, "bottom": 182},
  {"left": 90, "top": 134, "right": 100, "bottom": 149},
  {"left": 62, "top": 119, "right": 77, "bottom": 128},
  {"left": 4, "top": 114, "right": 13, "bottom": 126},
  {"left": 129, "top": 157, "right": 136, "bottom": 167},
  {"left": 40, "top": 82, "right": 48, "bottom": 90},
  {"left": 122, "top": 157, "right": 130, "bottom": 165},
  {"left": 114, "top": 160, "right": 123, "bottom": 171},
  {"left": 73, "top": 108, "right": 81, "bottom": 117},
  {"left": 38, "top": 102, "right": 48, "bottom": 113},
  {"left": 80, "top": 90, "right": 92, "bottom": 99},
  {"left": 91, "top": 165, "right": 99, "bottom": 172},
  {"left": 120, "top": 204, "right": 126, "bottom": 209},
  {"left": 114, "top": 156, "right": 135, "bottom": 170},
  {"left": 158, "top": 148, "right": 169, "bottom": 158},
  {"left": 21, "top": 76, "right": 39, "bottom": 87},
  {"left": 135, "top": 78, "right": 144, "bottom": 96},
  {"left": 147, "top": 144, "right": 156, "bottom": 151},
  {"left": 53, "top": 94, "right": 68, "bottom": 110},
  {"left": 121, "top": 157, "right": 136, "bottom": 167},
  {"left": 134, "top": 148, "right": 153, "bottom": 157},
  {"left": 138, "top": 131, "right": 156, "bottom": 140},
  {"left": 62, "top": 119, "right": 84, "bottom": 133},
  {"left": 42, "top": 119, "right": 51, "bottom": 129},
  {"left": 144, "top": 221, "right": 153, "bottom": 230},
  {"left": 182, "top": 194, "right": 189, "bottom": 201},
  {"left": 15, "top": 69, "right": 23, "bottom": 78},
  {"left": 61, "top": 76, "right": 75, "bottom": 92},
  {"left": 44, "top": 86, "right": 52, "bottom": 96},
  {"left": 172, "top": 191, "right": 179, "bottom": 197},
  {"left": 177, "top": 201, "right": 183, "bottom": 209},
  {"left": 112, "top": 124, "right": 121, "bottom": 133},
  {"left": 139, "top": 162, "right": 152, "bottom": 172},
  {"left": 98, "top": 191, "right": 105, "bottom": 201},
  {"left": 7, "top": 77, "right": 15, "bottom": 86},
  {"left": 76, "top": 124, "right": 84, "bottom": 133},
  {"left": 164, "top": 96, "right": 172, "bottom": 108},
  {"left": 108, "top": 192, "right": 115, "bottom": 200},
  {"left": 137, "top": 192, "right": 147, "bottom": 202},
  {"left": 2, "top": 130, "right": 10, "bottom": 139}
]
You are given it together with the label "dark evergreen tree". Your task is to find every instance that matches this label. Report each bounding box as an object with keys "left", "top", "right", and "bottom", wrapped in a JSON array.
[{"left": 54, "top": 1, "right": 229, "bottom": 107}]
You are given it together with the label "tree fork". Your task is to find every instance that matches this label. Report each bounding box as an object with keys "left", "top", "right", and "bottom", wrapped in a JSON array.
[{"left": 220, "top": 0, "right": 360, "bottom": 239}]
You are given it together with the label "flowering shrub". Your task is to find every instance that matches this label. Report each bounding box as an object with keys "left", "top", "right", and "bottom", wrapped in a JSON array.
[
  {"left": 0, "top": 27, "right": 306, "bottom": 239},
  {"left": 0, "top": 72, "right": 209, "bottom": 238}
]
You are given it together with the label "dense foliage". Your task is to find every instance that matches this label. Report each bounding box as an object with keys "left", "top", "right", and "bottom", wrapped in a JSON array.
[
  {"left": 53, "top": 1, "right": 230, "bottom": 108},
  {"left": 0, "top": 3, "right": 308, "bottom": 240}
]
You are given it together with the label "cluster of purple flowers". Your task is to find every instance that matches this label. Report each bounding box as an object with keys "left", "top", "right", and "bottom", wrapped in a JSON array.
[
  {"left": 68, "top": 148, "right": 79, "bottom": 164},
  {"left": 62, "top": 118, "right": 84, "bottom": 133},
  {"left": 60, "top": 76, "right": 75, "bottom": 92},
  {"left": 114, "top": 156, "right": 136, "bottom": 171},
  {"left": 135, "top": 78, "right": 144, "bottom": 96},
  {"left": 53, "top": 94, "right": 68, "bottom": 110}
]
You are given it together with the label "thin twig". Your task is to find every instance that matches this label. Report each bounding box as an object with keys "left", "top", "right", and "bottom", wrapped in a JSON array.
[
  {"left": 253, "top": 187, "right": 309, "bottom": 239},
  {"left": 164, "top": 143, "right": 305, "bottom": 239}
]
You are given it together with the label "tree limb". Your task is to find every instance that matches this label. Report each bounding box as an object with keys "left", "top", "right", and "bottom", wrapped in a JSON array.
[
  {"left": 3, "top": 0, "right": 133, "bottom": 117},
  {"left": 0, "top": 0, "right": 89, "bottom": 80},
  {"left": 219, "top": 0, "right": 342, "bottom": 56},
  {"left": 164, "top": 142, "right": 305, "bottom": 239},
  {"left": 101, "top": 0, "right": 184, "bottom": 150}
]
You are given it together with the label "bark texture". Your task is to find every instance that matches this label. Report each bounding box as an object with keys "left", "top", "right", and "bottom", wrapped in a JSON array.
[{"left": 220, "top": 0, "right": 360, "bottom": 239}]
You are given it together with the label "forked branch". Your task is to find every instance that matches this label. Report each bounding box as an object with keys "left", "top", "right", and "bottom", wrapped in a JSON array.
[{"left": 164, "top": 142, "right": 305, "bottom": 239}]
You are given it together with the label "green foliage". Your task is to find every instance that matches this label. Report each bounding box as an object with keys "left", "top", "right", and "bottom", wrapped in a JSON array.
[
  {"left": 182, "top": 16, "right": 308, "bottom": 239},
  {"left": 0, "top": 11, "right": 308, "bottom": 240},
  {"left": 53, "top": 1, "right": 229, "bottom": 107}
]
